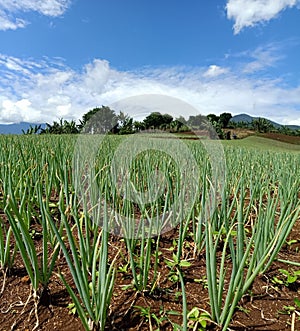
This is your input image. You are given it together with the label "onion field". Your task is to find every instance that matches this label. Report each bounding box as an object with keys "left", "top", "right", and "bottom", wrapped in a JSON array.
[{"left": 0, "top": 134, "right": 300, "bottom": 330}]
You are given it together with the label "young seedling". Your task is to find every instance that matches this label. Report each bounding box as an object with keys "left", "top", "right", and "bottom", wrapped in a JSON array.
[
  {"left": 194, "top": 276, "right": 208, "bottom": 289},
  {"left": 134, "top": 305, "right": 167, "bottom": 331},
  {"left": 187, "top": 307, "right": 211, "bottom": 331},
  {"left": 165, "top": 253, "right": 191, "bottom": 283},
  {"left": 272, "top": 269, "right": 300, "bottom": 289}
]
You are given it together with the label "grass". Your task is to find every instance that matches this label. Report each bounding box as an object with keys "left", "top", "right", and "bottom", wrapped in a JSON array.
[{"left": 223, "top": 135, "right": 300, "bottom": 152}]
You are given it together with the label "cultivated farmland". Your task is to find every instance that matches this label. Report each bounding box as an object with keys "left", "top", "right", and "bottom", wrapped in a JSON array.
[{"left": 0, "top": 134, "right": 300, "bottom": 330}]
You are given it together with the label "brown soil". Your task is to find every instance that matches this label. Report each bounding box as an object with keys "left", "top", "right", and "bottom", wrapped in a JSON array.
[
  {"left": 225, "top": 129, "right": 300, "bottom": 144},
  {"left": 260, "top": 132, "right": 300, "bottom": 145},
  {"left": 0, "top": 214, "right": 300, "bottom": 331},
  {"left": 225, "top": 128, "right": 256, "bottom": 139},
  {"left": 141, "top": 129, "right": 300, "bottom": 145}
]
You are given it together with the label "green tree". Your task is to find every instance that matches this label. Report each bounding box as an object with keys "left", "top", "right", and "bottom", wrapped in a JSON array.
[
  {"left": 207, "top": 114, "right": 220, "bottom": 124},
  {"left": 279, "top": 125, "right": 294, "bottom": 136},
  {"left": 41, "top": 119, "right": 64, "bottom": 134},
  {"left": 40, "top": 119, "right": 79, "bottom": 134},
  {"left": 118, "top": 111, "right": 134, "bottom": 134},
  {"left": 234, "top": 121, "right": 251, "bottom": 129},
  {"left": 219, "top": 113, "right": 232, "bottom": 128},
  {"left": 252, "top": 118, "right": 273, "bottom": 133},
  {"left": 160, "top": 113, "right": 173, "bottom": 130},
  {"left": 22, "top": 124, "right": 42, "bottom": 135},
  {"left": 170, "top": 116, "right": 186, "bottom": 132},
  {"left": 187, "top": 114, "right": 208, "bottom": 130},
  {"left": 62, "top": 120, "right": 79, "bottom": 134},
  {"left": 176, "top": 115, "right": 187, "bottom": 125},
  {"left": 143, "top": 112, "right": 161, "bottom": 129},
  {"left": 133, "top": 121, "right": 145, "bottom": 132},
  {"left": 209, "top": 121, "right": 225, "bottom": 139},
  {"left": 79, "top": 106, "right": 118, "bottom": 134},
  {"left": 143, "top": 112, "right": 173, "bottom": 130}
]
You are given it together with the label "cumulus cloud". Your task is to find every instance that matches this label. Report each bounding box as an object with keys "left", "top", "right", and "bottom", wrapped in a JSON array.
[
  {"left": 226, "top": 0, "right": 298, "bottom": 34},
  {"left": 0, "top": 0, "right": 71, "bottom": 30},
  {"left": 0, "top": 53, "right": 300, "bottom": 125}
]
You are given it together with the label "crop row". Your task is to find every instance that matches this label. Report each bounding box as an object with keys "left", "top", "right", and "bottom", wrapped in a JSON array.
[{"left": 0, "top": 134, "right": 299, "bottom": 330}]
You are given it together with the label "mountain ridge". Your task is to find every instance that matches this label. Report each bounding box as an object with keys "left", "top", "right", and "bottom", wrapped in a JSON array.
[
  {"left": 0, "top": 122, "right": 46, "bottom": 134},
  {"left": 230, "top": 113, "right": 300, "bottom": 130}
]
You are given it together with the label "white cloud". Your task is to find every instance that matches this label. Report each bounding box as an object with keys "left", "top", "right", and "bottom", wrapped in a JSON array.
[
  {"left": 0, "top": 54, "right": 300, "bottom": 125},
  {"left": 284, "top": 117, "right": 300, "bottom": 125},
  {"left": 0, "top": 98, "right": 43, "bottom": 123},
  {"left": 226, "top": 0, "right": 298, "bottom": 34},
  {"left": 243, "top": 50, "right": 278, "bottom": 73},
  {"left": 240, "top": 43, "right": 283, "bottom": 73},
  {"left": 0, "top": 10, "right": 27, "bottom": 30},
  {"left": 203, "top": 65, "right": 229, "bottom": 78},
  {"left": 0, "top": 0, "right": 71, "bottom": 30}
]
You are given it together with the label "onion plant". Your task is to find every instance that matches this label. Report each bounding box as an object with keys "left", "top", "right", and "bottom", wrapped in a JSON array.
[
  {"left": 4, "top": 181, "right": 61, "bottom": 329},
  {"left": 47, "top": 190, "right": 116, "bottom": 331},
  {"left": 108, "top": 136, "right": 199, "bottom": 292},
  {"left": 0, "top": 218, "right": 15, "bottom": 295},
  {"left": 0, "top": 135, "right": 70, "bottom": 328},
  {"left": 205, "top": 150, "right": 300, "bottom": 330},
  {"left": 0, "top": 131, "right": 299, "bottom": 331}
]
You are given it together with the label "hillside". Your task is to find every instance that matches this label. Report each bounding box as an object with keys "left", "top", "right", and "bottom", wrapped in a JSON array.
[
  {"left": 230, "top": 113, "right": 300, "bottom": 130},
  {"left": 0, "top": 122, "right": 45, "bottom": 134}
]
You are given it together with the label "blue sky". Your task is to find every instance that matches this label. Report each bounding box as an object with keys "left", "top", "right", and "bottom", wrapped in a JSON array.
[{"left": 0, "top": 0, "right": 300, "bottom": 125}]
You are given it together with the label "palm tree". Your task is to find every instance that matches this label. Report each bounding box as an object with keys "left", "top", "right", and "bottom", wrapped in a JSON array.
[
  {"left": 40, "top": 119, "right": 79, "bottom": 134},
  {"left": 22, "top": 124, "right": 41, "bottom": 135},
  {"left": 118, "top": 112, "right": 134, "bottom": 134},
  {"left": 252, "top": 118, "right": 272, "bottom": 133}
]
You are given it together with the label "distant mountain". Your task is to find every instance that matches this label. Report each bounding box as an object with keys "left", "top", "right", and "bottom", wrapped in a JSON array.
[
  {"left": 230, "top": 114, "right": 300, "bottom": 130},
  {"left": 0, "top": 122, "right": 45, "bottom": 134}
]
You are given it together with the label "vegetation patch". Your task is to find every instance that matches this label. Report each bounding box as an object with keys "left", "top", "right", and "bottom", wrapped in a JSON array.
[{"left": 0, "top": 134, "right": 299, "bottom": 330}]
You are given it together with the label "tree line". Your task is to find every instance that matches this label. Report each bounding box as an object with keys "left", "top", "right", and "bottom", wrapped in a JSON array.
[
  {"left": 22, "top": 106, "right": 300, "bottom": 138},
  {"left": 230, "top": 117, "right": 300, "bottom": 136}
]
